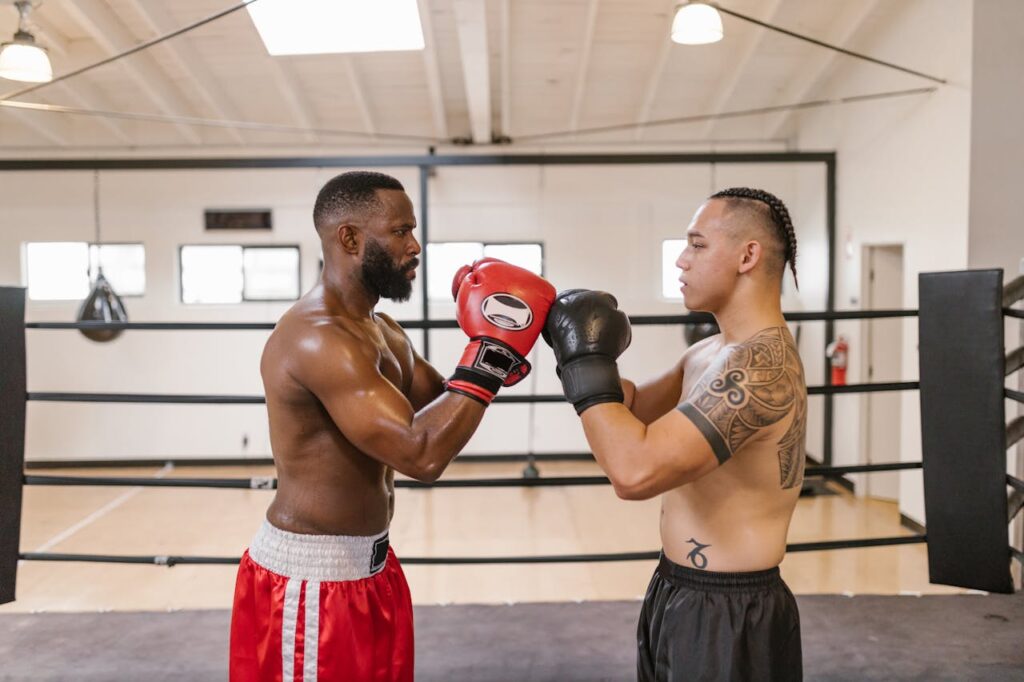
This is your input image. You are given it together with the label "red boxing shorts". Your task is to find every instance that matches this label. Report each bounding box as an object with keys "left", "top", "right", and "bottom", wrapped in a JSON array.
[{"left": 229, "top": 520, "right": 414, "bottom": 682}]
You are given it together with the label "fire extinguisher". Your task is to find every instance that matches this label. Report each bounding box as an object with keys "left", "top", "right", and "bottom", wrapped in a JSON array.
[{"left": 826, "top": 335, "right": 849, "bottom": 386}]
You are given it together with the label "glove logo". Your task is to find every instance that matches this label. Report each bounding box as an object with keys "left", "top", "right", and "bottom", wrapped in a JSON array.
[{"left": 480, "top": 293, "right": 533, "bottom": 331}]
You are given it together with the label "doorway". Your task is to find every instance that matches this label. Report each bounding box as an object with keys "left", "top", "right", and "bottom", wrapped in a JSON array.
[{"left": 861, "top": 245, "right": 904, "bottom": 501}]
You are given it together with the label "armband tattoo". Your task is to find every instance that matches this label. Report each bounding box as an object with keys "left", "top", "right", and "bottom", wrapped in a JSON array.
[{"left": 677, "top": 327, "right": 807, "bottom": 488}]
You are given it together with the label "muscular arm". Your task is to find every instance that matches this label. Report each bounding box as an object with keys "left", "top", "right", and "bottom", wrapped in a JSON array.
[
  {"left": 299, "top": 327, "right": 483, "bottom": 483},
  {"left": 378, "top": 313, "right": 445, "bottom": 411},
  {"left": 622, "top": 355, "right": 686, "bottom": 424},
  {"left": 583, "top": 327, "right": 806, "bottom": 499}
]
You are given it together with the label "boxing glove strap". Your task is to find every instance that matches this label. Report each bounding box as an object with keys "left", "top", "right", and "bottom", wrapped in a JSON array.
[
  {"left": 559, "top": 354, "right": 624, "bottom": 415},
  {"left": 445, "top": 378, "right": 493, "bottom": 406},
  {"left": 448, "top": 367, "right": 503, "bottom": 397}
]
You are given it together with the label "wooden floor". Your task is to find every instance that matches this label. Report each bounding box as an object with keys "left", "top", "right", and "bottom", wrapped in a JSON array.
[{"left": 2, "top": 461, "right": 965, "bottom": 613}]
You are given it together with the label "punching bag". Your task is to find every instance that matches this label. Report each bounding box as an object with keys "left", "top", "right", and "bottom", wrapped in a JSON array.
[{"left": 76, "top": 271, "right": 127, "bottom": 342}]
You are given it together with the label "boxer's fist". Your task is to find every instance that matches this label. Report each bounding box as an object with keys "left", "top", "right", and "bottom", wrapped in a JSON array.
[
  {"left": 543, "top": 289, "right": 631, "bottom": 414},
  {"left": 446, "top": 259, "right": 556, "bottom": 405},
  {"left": 451, "top": 257, "right": 501, "bottom": 301}
]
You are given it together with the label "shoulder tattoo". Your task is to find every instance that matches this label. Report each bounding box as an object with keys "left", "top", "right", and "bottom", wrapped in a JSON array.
[{"left": 677, "top": 327, "right": 807, "bottom": 489}]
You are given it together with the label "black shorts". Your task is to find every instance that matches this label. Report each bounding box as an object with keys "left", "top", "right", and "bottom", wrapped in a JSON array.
[{"left": 637, "top": 553, "right": 802, "bottom": 682}]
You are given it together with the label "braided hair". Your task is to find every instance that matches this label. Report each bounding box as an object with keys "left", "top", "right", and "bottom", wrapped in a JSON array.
[{"left": 710, "top": 187, "right": 799, "bottom": 290}]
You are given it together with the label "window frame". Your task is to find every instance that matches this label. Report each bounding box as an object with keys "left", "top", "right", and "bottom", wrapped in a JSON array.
[
  {"left": 659, "top": 238, "right": 687, "bottom": 301},
  {"left": 426, "top": 240, "right": 546, "bottom": 302},
  {"left": 23, "top": 241, "right": 147, "bottom": 302},
  {"left": 178, "top": 243, "right": 302, "bottom": 304}
]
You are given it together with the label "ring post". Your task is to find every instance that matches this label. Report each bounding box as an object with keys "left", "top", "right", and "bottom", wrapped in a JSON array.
[
  {"left": 919, "top": 269, "right": 1013, "bottom": 593},
  {"left": 0, "top": 287, "right": 26, "bottom": 604}
]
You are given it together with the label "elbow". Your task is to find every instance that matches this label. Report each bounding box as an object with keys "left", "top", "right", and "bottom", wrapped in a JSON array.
[
  {"left": 407, "top": 459, "right": 443, "bottom": 483},
  {"left": 609, "top": 471, "right": 657, "bottom": 501}
]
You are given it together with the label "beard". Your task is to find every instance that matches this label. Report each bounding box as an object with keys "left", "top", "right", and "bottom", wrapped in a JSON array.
[{"left": 360, "top": 237, "right": 417, "bottom": 302}]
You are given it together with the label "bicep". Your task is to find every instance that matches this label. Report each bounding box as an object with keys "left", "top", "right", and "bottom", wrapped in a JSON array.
[
  {"left": 301, "top": 346, "right": 422, "bottom": 464},
  {"left": 407, "top": 351, "right": 445, "bottom": 411},
  {"left": 629, "top": 357, "right": 686, "bottom": 424},
  {"left": 637, "top": 410, "right": 721, "bottom": 493}
]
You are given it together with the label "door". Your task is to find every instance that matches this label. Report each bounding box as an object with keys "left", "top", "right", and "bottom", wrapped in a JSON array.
[{"left": 862, "top": 245, "right": 903, "bottom": 501}]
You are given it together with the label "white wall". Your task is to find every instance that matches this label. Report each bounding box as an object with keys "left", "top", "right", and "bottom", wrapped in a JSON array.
[
  {"left": 966, "top": 0, "right": 1024, "bottom": 586},
  {"left": 791, "top": 0, "right": 974, "bottom": 523},
  {"left": 0, "top": 161, "right": 828, "bottom": 464}
]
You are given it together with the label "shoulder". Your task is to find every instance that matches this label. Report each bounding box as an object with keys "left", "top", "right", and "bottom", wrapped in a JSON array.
[
  {"left": 374, "top": 311, "right": 406, "bottom": 337},
  {"left": 677, "top": 326, "right": 803, "bottom": 461},
  {"left": 271, "top": 310, "right": 370, "bottom": 380},
  {"left": 680, "top": 333, "right": 721, "bottom": 374},
  {"left": 720, "top": 327, "right": 804, "bottom": 392}
]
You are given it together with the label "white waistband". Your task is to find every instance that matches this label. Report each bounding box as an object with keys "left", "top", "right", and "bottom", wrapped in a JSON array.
[{"left": 247, "top": 520, "right": 390, "bottom": 582}]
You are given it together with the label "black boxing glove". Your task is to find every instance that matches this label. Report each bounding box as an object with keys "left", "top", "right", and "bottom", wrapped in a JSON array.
[{"left": 542, "top": 289, "right": 632, "bottom": 415}]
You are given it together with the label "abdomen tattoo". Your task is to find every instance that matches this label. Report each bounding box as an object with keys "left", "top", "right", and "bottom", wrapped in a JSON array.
[{"left": 677, "top": 327, "right": 807, "bottom": 489}]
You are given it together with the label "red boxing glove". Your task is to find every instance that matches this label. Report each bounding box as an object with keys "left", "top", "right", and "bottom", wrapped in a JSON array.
[
  {"left": 450, "top": 257, "right": 502, "bottom": 301},
  {"left": 446, "top": 259, "right": 556, "bottom": 405}
]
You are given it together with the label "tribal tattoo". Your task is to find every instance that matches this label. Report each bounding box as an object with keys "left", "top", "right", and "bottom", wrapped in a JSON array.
[{"left": 677, "top": 327, "right": 807, "bottom": 489}]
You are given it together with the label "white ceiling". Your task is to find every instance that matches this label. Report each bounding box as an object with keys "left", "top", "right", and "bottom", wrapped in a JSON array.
[{"left": 0, "top": 0, "right": 942, "bottom": 153}]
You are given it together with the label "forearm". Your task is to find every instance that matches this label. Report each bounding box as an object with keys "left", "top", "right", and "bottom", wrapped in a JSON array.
[
  {"left": 580, "top": 403, "right": 652, "bottom": 496},
  {"left": 400, "top": 392, "right": 485, "bottom": 481}
]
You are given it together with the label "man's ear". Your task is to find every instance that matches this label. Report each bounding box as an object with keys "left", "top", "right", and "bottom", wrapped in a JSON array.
[
  {"left": 738, "top": 240, "right": 762, "bottom": 275},
  {"left": 338, "top": 223, "right": 361, "bottom": 256}
]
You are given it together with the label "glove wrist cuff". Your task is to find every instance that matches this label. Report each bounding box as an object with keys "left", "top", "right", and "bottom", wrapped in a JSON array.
[
  {"left": 448, "top": 366, "right": 502, "bottom": 398},
  {"left": 559, "top": 355, "right": 624, "bottom": 415},
  {"left": 445, "top": 378, "right": 493, "bottom": 406}
]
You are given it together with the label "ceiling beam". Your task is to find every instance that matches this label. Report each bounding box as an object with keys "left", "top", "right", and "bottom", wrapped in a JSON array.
[
  {"left": 699, "top": 0, "right": 786, "bottom": 139},
  {"left": 568, "top": 0, "right": 600, "bottom": 133},
  {"left": 416, "top": 0, "right": 448, "bottom": 140},
  {"left": 263, "top": 59, "right": 319, "bottom": 144},
  {"left": 59, "top": 0, "right": 202, "bottom": 144},
  {"left": 633, "top": 0, "right": 677, "bottom": 141},
  {"left": 128, "top": 0, "right": 247, "bottom": 145},
  {"left": 343, "top": 57, "right": 376, "bottom": 137},
  {"left": 27, "top": 15, "right": 133, "bottom": 144},
  {"left": 499, "top": 0, "right": 511, "bottom": 138},
  {"left": 452, "top": 0, "right": 491, "bottom": 144},
  {"left": 1, "top": 106, "right": 72, "bottom": 145},
  {"left": 762, "top": 0, "right": 882, "bottom": 139}
]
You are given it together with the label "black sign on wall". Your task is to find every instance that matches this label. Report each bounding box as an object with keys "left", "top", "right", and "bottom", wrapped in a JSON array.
[{"left": 204, "top": 210, "right": 273, "bottom": 231}]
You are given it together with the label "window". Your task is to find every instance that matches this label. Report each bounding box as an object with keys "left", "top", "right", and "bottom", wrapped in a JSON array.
[
  {"left": 25, "top": 242, "right": 145, "bottom": 301},
  {"left": 426, "top": 242, "right": 544, "bottom": 301},
  {"left": 90, "top": 244, "right": 146, "bottom": 296},
  {"left": 661, "top": 239, "right": 686, "bottom": 300},
  {"left": 180, "top": 245, "right": 300, "bottom": 304}
]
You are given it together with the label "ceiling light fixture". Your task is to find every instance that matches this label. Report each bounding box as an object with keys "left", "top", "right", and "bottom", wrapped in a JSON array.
[
  {"left": 0, "top": 1, "right": 52, "bottom": 83},
  {"left": 671, "top": 2, "right": 724, "bottom": 45}
]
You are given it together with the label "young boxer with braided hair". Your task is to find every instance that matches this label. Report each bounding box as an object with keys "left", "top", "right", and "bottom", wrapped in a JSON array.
[
  {"left": 230, "top": 171, "right": 555, "bottom": 681},
  {"left": 545, "top": 188, "right": 806, "bottom": 681}
]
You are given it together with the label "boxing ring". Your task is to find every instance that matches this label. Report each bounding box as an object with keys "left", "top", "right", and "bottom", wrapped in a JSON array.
[
  {"left": 0, "top": 269, "right": 1021, "bottom": 679},
  {"left": 0, "top": 147, "right": 1020, "bottom": 678}
]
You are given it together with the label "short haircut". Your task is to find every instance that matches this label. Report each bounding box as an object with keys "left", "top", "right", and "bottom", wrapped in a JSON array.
[
  {"left": 710, "top": 187, "right": 798, "bottom": 289},
  {"left": 313, "top": 171, "right": 405, "bottom": 234}
]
